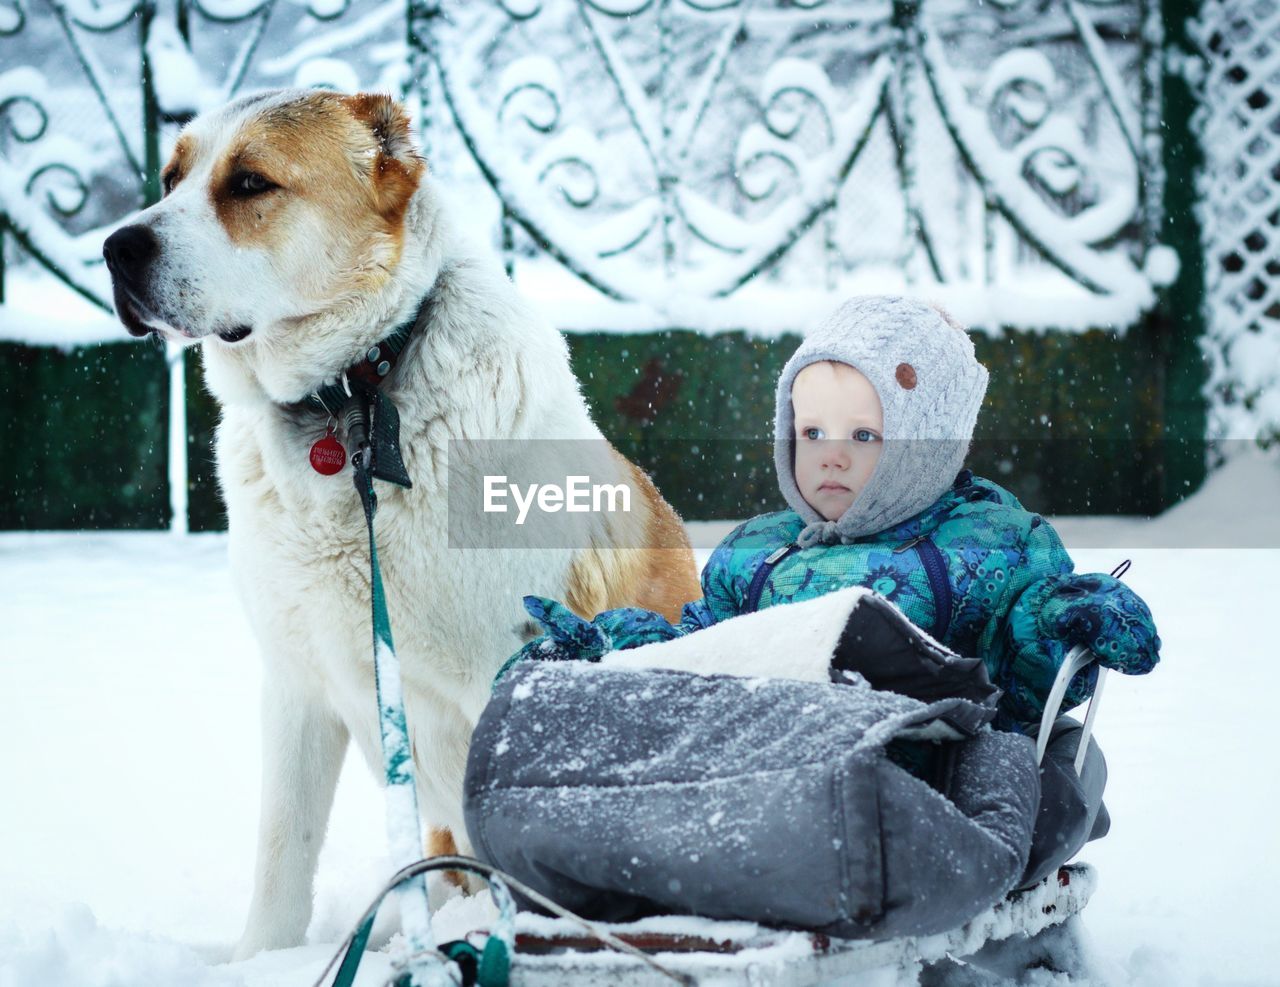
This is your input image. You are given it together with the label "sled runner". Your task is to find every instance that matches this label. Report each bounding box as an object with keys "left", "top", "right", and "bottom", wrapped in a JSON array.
[
  {"left": 509, "top": 864, "right": 1096, "bottom": 986},
  {"left": 319, "top": 858, "right": 1095, "bottom": 987}
]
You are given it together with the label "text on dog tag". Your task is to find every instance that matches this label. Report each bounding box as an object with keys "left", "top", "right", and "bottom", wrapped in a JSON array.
[{"left": 310, "top": 429, "right": 346, "bottom": 476}]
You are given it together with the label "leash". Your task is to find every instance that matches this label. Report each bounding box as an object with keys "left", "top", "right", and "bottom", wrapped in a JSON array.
[
  {"left": 317, "top": 857, "right": 691, "bottom": 987},
  {"left": 323, "top": 856, "right": 517, "bottom": 987},
  {"left": 310, "top": 285, "right": 680, "bottom": 986},
  {"left": 316, "top": 303, "right": 671, "bottom": 987},
  {"left": 315, "top": 291, "right": 473, "bottom": 987},
  {"left": 346, "top": 411, "right": 453, "bottom": 986},
  {"left": 328, "top": 351, "right": 651, "bottom": 985}
]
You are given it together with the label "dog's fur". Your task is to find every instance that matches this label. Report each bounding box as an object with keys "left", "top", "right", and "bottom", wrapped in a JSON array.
[{"left": 103, "top": 89, "right": 700, "bottom": 959}]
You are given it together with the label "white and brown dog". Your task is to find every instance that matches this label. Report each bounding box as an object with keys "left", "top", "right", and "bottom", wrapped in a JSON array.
[{"left": 102, "top": 89, "right": 700, "bottom": 959}]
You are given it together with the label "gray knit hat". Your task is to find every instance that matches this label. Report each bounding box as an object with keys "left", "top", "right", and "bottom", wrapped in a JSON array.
[{"left": 774, "top": 295, "right": 989, "bottom": 547}]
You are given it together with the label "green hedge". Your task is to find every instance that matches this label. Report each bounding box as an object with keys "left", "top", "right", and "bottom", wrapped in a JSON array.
[
  {"left": 0, "top": 339, "right": 170, "bottom": 528},
  {"left": 0, "top": 308, "right": 1205, "bottom": 530},
  {"left": 562, "top": 319, "right": 1182, "bottom": 521}
]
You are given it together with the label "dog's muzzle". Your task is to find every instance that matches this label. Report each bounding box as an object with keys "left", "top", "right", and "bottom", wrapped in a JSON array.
[{"left": 103, "top": 224, "right": 160, "bottom": 338}]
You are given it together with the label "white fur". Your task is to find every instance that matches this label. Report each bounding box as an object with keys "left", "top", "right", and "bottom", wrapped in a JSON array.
[
  {"left": 602, "top": 586, "right": 873, "bottom": 680},
  {"left": 119, "top": 95, "right": 665, "bottom": 960},
  {"left": 129, "top": 95, "right": 330, "bottom": 352}
]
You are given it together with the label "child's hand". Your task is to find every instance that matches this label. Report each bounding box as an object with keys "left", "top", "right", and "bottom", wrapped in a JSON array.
[
  {"left": 1039, "top": 574, "right": 1160, "bottom": 675},
  {"left": 522, "top": 595, "right": 614, "bottom": 661}
]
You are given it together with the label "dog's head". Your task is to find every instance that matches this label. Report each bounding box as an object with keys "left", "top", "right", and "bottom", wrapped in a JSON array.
[{"left": 103, "top": 89, "right": 425, "bottom": 348}]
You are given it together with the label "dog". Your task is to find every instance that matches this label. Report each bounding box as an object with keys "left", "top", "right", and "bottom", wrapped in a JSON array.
[{"left": 102, "top": 89, "right": 701, "bottom": 959}]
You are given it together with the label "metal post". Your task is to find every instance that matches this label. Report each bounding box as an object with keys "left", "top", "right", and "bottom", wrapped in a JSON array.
[
  {"left": 142, "top": 1, "right": 189, "bottom": 534},
  {"left": 657, "top": 0, "right": 676, "bottom": 281},
  {"left": 140, "top": 1, "right": 162, "bottom": 209},
  {"left": 1139, "top": 0, "right": 1165, "bottom": 258},
  {"left": 406, "top": 0, "right": 439, "bottom": 161},
  {"left": 1158, "top": 0, "right": 1208, "bottom": 505},
  {"left": 167, "top": 343, "right": 189, "bottom": 535},
  {"left": 502, "top": 208, "right": 515, "bottom": 281},
  {"left": 892, "top": 0, "right": 920, "bottom": 285}
]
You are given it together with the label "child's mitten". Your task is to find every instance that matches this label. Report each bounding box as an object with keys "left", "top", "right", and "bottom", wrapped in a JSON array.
[
  {"left": 1035, "top": 574, "right": 1161, "bottom": 675},
  {"left": 521, "top": 595, "right": 614, "bottom": 661}
]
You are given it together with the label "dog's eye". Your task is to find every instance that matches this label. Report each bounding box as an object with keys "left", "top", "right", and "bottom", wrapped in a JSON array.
[
  {"left": 162, "top": 170, "right": 179, "bottom": 196},
  {"left": 230, "top": 171, "right": 276, "bottom": 197}
]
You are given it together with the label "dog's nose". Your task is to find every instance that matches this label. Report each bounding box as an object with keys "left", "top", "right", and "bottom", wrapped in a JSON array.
[{"left": 103, "top": 225, "right": 157, "bottom": 284}]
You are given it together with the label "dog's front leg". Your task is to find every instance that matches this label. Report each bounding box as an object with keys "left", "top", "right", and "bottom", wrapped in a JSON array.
[{"left": 233, "top": 679, "right": 349, "bottom": 961}]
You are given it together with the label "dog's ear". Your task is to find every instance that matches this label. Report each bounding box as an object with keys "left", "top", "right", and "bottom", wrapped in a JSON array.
[{"left": 341, "top": 93, "right": 425, "bottom": 219}]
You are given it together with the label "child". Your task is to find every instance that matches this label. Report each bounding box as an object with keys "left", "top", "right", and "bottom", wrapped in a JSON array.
[{"left": 501, "top": 295, "right": 1160, "bottom": 737}]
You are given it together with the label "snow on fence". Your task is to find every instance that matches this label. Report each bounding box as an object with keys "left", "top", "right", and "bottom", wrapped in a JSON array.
[
  {"left": 417, "top": 0, "right": 1175, "bottom": 336},
  {"left": 3, "top": 0, "right": 1173, "bottom": 336},
  {"left": 0, "top": 0, "right": 1222, "bottom": 529}
]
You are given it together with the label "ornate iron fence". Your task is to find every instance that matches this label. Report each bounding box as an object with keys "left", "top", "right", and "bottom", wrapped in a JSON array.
[
  {"left": 0, "top": 0, "right": 390, "bottom": 529},
  {"left": 409, "top": 0, "right": 1171, "bottom": 334},
  {"left": 0, "top": 0, "right": 1209, "bottom": 528},
  {"left": 4, "top": 0, "right": 1172, "bottom": 327}
]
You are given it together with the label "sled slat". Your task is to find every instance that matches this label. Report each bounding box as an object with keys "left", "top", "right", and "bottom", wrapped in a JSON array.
[
  {"left": 506, "top": 864, "right": 1096, "bottom": 987},
  {"left": 515, "top": 931, "right": 764, "bottom": 955}
]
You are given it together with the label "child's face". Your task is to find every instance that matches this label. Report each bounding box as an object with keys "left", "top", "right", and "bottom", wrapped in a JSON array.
[{"left": 792, "top": 361, "right": 884, "bottom": 522}]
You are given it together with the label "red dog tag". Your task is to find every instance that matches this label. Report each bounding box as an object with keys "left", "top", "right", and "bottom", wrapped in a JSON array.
[{"left": 310, "top": 425, "right": 346, "bottom": 475}]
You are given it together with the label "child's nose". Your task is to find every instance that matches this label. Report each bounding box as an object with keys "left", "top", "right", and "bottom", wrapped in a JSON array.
[{"left": 822, "top": 441, "right": 852, "bottom": 470}]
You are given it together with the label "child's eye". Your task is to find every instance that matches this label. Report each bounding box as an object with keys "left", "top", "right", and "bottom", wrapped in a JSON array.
[
  {"left": 853, "top": 429, "right": 880, "bottom": 443},
  {"left": 803, "top": 427, "right": 824, "bottom": 440}
]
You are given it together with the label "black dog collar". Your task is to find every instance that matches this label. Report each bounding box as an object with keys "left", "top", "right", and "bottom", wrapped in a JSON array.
[{"left": 301, "top": 294, "right": 432, "bottom": 419}]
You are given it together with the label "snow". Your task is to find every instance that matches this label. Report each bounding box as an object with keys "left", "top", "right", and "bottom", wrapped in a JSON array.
[
  {"left": 0, "top": 907, "right": 242, "bottom": 987},
  {"left": 504, "top": 254, "right": 1166, "bottom": 337},
  {"left": 1, "top": 453, "right": 1279, "bottom": 984},
  {"left": 0, "top": 265, "right": 120, "bottom": 348},
  {"left": 1142, "top": 244, "right": 1179, "bottom": 288},
  {"left": 920, "top": 32, "right": 1149, "bottom": 306},
  {"left": 1192, "top": 1, "right": 1280, "bottom": 441},
  {"left": 290, "top": 57, "right": 360, "bottom": 94},
  {"left": 758, "top": 58, "right": 840, "bottom": 142},
  {"left": 58, "top": 1, "right": 141, "bottom": 32},
  {"left": 3, "top": 2, "right": 1178, "bottom": 344},
  {"left": 528, "top": 126, "right": 607, "bottom": 207},
  {"left": 1063, "top": 1, "right": 1142, "bottom": 156},
  {"left": 258, "top": 4, "right": 403, "bottom": 80},
  {"left": 0, "top": 3, "right": 21, "bottom": 33},
  {"left": 0, "top": 164, "right": 114, "bottom": 315},
  {"left": 146, "top": 18, "right": 208, "bottom": 117},
  {"left": 0, "top": 63, "right": 119, "bottom": 341},
  {"left": 183, "top": 0, "right": 273, "bottom": 20},
  {"left": 496, "top": 56, "right": 563, "bottom": 133},
  {"left": 0, "top": 68, "right": 49, "bottom": 132},
  {"left": 978, "top": 49, "right": 1055, "bottom": 126}
]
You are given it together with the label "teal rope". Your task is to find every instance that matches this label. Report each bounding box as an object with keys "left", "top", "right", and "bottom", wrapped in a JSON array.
[
  {"left": 317, "top": 856, "right": 692, "bottom": 987},
  {"left": 325, "top": 857, "right": 517, "bottom": 987},
  {"left": 350, "top": 430, "right": 450, "bottom": 987}
]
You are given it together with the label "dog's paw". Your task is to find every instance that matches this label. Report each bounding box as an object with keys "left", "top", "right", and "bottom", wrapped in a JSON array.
[
  {"left": 230, "top": 938, "right": 265, "bottom": 964},
  {"left": 230, "top": 912, "right": 309, "bottom": 963}
]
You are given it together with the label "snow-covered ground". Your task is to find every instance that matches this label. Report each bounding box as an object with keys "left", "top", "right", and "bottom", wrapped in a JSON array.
[{"left": 1, "top": 453, "right": 1277, "bottom": 986}]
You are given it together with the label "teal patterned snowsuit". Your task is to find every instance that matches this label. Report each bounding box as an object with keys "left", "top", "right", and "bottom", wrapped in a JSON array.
[{"left": 505, "top": 470, "right": 1160, "bottom": 735}]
